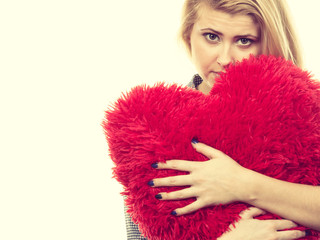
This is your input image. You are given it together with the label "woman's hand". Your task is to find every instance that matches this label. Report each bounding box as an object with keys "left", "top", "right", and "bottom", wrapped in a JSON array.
[
  {"left": 219, "top": 207, "right": 306, "bottom": 240},
  {"left": 150, "top": 140, "right": 320, "bottom": 231},
  {"left": 150, "top": 140, "right": 252, "bottom": 215}
]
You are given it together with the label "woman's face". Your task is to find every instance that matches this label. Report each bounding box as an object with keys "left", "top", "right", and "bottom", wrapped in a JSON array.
[{"left": 189, "top": 5, "right": 262, "bottom": 90}]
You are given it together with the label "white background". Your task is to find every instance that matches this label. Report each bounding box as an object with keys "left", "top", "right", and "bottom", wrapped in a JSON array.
[{"left": 1, "top": 1, "right": 319, "bottom": 239}]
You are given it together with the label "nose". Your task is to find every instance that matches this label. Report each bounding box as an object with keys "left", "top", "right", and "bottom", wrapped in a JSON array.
[{"left": 217, "top": 44, "right": 234, "bottom": 69}]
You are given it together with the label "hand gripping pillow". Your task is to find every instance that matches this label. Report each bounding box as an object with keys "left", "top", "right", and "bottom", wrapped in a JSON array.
[{"left": 102, "top": 55, "right": 320, "bottom": 240}]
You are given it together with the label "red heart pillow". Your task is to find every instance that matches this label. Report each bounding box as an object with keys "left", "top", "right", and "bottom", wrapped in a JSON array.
[{"left": 103, "top": 55, "right": 320, "bottom": 239}]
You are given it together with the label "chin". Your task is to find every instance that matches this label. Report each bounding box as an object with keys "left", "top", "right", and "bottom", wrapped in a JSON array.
[{"left": 204, "top": 78, "right": 215, "bottom": 89}]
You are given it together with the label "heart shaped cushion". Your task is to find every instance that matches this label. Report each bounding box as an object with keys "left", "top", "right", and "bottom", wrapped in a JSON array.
[{"left": 103, "top": 55, "right": 320, "bottom": 239}]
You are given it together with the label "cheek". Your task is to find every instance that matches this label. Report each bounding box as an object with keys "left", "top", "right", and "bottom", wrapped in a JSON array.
[
  {"left": 234, "top": 53, "right": 250, "bottom": 62},
  {"left": 234, "top": 46, "right": 261, "bottom": 62},
  {"left": 192, "top": 43, "right": 217, "bottom": 73},
  {"left": 249, "top": 45, "right": 262, "bottom": 57}
]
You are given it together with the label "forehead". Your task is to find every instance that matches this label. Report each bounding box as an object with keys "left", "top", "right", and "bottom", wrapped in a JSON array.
[{"left": 195, "top": 4, "right": 260, "bottom": 36}]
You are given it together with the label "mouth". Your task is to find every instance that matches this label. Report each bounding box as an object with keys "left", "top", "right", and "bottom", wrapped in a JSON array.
[{"left": 211, "top": 71, "right": 221, "bottom": 78}]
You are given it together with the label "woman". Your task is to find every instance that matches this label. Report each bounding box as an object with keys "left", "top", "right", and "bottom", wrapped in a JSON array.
[{"left": 126, "top": 0, "right": 318, "bottom": 239}]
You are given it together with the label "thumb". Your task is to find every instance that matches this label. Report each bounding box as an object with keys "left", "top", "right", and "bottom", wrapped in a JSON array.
[{"left": 239, "top": 207, "right": 266, "bottom": 219}]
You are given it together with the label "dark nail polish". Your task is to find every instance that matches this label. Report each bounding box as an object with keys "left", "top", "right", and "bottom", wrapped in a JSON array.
[
  {"left": 155, "top": 194, "right": 162, "bottom": 199},
  {"left": 305, "top": 229, "right": 312, "bottom": 236},
  {"left": 171, "top": 210, "right": 177, "bottom": 216},
  {"left": 191, "top": 138, "right": 199, "bottom": 144},
  {"left": 147, "top": 180, "right": 154, "bottom": 186},
  {"left": 151, "top": 163, "right": 158, "bottom": 168}
]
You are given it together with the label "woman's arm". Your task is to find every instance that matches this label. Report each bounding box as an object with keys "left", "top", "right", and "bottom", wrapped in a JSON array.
[
  {"left": 123, "top": 202, "right": 148, "bottom": 240},
  {"left": 124, "top": 203, "right": 305, "bottom": 240},
  {"left": 219, "top": 207, "right": 306, "bottom": 240},
  {"left": 150, "top": 141, "right": 320, "bottom": 230},
  {"left": 238, "top": 164, "right": 320, "bottom": 231}
]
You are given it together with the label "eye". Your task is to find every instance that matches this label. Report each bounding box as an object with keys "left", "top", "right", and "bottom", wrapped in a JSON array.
[
  {"left": 237, "top": 38, "right": 254, "bottom": 46},
  {"left": 203, "top": 33, "right": 219, "bottom": 43}
]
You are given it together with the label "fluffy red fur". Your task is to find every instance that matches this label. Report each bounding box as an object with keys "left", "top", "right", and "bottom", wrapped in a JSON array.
[{"left": 103, "top": 55, "right": 320, "bottom": 239}]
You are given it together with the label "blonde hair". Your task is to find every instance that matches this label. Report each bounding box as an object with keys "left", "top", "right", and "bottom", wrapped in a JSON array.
[{"left": 179, "top": 0, "right": 303, "bottom": 67}]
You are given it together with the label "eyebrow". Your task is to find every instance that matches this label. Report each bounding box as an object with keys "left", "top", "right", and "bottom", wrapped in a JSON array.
[{"left": 200, "top": 28, "right": 259, "bottom": 39}]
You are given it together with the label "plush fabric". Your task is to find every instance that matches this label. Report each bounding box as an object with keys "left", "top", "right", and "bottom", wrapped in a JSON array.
[{"left": 102, "top": 55, "right": 320, "bottom": 240}]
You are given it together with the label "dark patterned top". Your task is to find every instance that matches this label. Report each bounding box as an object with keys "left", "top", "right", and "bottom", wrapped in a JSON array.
[
  {"left": 124, "top": 74, "right": 203, "bottom": 240},
  {"left": 187, "top": 74, "right": 203, "bottom": 89}
]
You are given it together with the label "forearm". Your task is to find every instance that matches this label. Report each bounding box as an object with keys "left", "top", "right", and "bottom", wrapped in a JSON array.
[{"left": 240, "top": 169, "right": 320, "bottom": 230}]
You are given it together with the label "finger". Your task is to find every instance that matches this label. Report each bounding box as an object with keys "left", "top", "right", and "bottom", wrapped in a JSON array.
[
  {"left": 158, "top": 187, "right": 196, "bottom": 200},
  {"left": 276, "top": 230, "right": 305, "bottom": 240},
  {"left": 156, "top": 160, "right": 198, "bottom": 172},
  {"left": 192, "top": 142, "right": 223, "bottom": 159},
  {"left": 268, "top": 219, "right": 297, "bottom": 231},
  {"left": 239, "top": 207, "right": 266, "bottom": 219},
  {"left": 172, "top": 200, "right": 205, "bottom": 216},
  {"left": 152, "top": 174, "right": 192, "bottom": 187}
]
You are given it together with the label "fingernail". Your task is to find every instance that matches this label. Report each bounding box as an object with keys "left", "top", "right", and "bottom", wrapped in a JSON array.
[
  {"left": 191, "top": 138, "right": 199, "bottom": 144},
  {"left": 155, "top": 194, "right": 162, "bottom": 199},
  {"left": 151, "top": 163, "right": 158, "bottom": 168},
  {"left": 305, "top": 229, "right": 312, "bottom": 236},
  {"left": 147, "top": 180, "right": 154, "bottom": 186},
  {"left": 171, "top": 210, "right": 177, "bottom": 216}
]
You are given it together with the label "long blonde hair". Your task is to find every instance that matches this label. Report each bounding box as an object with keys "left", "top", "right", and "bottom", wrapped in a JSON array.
[{"left": 179, "top": 0, "right": 303, "bottom": 67}]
